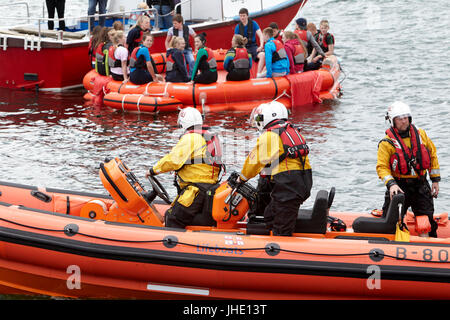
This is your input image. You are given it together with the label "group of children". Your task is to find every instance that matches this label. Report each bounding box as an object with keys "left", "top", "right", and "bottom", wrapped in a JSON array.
[{"left": 87, "top": 7, "right": 335, "bottom": 86}]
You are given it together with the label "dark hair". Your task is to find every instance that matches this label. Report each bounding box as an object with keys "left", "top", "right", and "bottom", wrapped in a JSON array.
[
  {"left": 268, "top": 22, "right": 279, "bottom": 30},
  {"left": 195, "top": 32, "right": 207, "bottom": 44},
  {"left": 239, "top": 8, "right": 249, "bottom": 15}
]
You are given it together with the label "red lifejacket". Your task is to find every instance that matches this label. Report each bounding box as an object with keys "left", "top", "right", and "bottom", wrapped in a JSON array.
[
  {"left": 266, "top": 120, "right": 309, "bottom": 163},
  {"left": 185, "top": 126, "right": 223, "bottom": 168},
  {"left": 232, "top": 47, "right": 250, "bottom": 69},
  {"left": 271, "top": 39, "right": 288, "bottom": 63},
  {"left": 293, "top": 44, "right": 305, "bottom": 65},
  {"left": 166, "top": 49, "right": 185, "bottom": 72},
  {"left": 204, "top": 47, "right": 217, "bottom": 69},
  {"left": 108, "top": 44, "right": 124, "bottom": 69},
  {"left": 95, "top": 42, "right": 112, "bottom": 76},
  {"left": 317, "top": 32, "right": 335, "bottom": 52},
  {"left": 129, "top": 46, "right": 147, "bottom": 69},
  {"left": 294, "top": 29, "right": 308, "bottom": 45},
  {"left": 384, "top": 124, "right": 431, "bottom": 176}
]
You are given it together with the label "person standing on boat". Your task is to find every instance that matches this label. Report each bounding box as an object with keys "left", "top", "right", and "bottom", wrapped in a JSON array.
[
  {"left": 126, "top": 15, "right": 151, "bottom": 56},
  {"left": 377, "top": 101, "right": 441, "bottom": 237},
  {"left": 129, "top": 33, "right": 164, "bottom": 84},
  {"left": 165, "top": 36, "right": 190, "bottom": 83},
  {"left": 88, "top": 0, "right": 108, "bottom": 31},
  {"left": 294, "top": 17, "right": 325, "bottom": 71},
  {"left": 165, "top": 14, "right": 196, "bottom": 77},
  {"left": 223, "top": 34, "right": 252, "bottom": 81},
  {"left": 190, "top": 33, "right": 218, "bottom": 84},
  {"left": 238, "top": 101, "right": 312, "bottom": 236},
  {"left": 234, "top": 8, "right": 264, "bottom": 62},
  {"left": 146, "top": 107, "right": 223, "bottom": 229},
  {"left": 147, "top": 0, "right": 174, "bottom": 30},
  {"left": 46, "top": 0, "right": 65, "bottom": 31}
]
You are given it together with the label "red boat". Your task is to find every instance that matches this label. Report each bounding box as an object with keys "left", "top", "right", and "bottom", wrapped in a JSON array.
[{"left": 0, "top": 0, "right": 307, "bottom": 91}]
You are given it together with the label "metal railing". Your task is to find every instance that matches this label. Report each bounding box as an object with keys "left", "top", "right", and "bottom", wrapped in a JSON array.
[{"left": 0, "top": 2, "right": 30, "bottom": 24}]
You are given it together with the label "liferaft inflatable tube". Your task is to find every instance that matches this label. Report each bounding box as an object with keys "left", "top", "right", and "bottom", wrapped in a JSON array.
[{"left": 103, "top": 92, "right": 183, "bottom": 113}]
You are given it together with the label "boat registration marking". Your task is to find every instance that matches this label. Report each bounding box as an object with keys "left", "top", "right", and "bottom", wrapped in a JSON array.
[
  {"left": 395, "top": 246, "right": 450, "bottom": 262},
  {"left": 146, "top": 283, "right": 210, "bottom": 296}
]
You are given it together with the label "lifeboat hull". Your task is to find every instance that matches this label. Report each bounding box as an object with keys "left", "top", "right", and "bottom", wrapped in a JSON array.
[{"left": 0, "top": 180, "right": 450, "bottom": 299}]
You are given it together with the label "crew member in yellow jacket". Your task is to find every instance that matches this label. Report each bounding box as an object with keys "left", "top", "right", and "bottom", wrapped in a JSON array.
[
  {"left": 377, "top": 101, "right": 440, "bottom": 237},
  {"left": 239, "top": 101, "right": 313, "bottom": 236},
  {"left": 146, "top": 107, "right": 223, "bottom": 229}
]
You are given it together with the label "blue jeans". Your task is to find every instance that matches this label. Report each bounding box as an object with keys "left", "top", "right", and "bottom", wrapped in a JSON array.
[
  {"left": 183, "top": 48, "right": 195, "bottom": 77},
  {"left": 88, "top": 0, "right": 108, "bottom": 30},
  {"left": 154, "top": 4, "right": 172, "bottom": 30}
]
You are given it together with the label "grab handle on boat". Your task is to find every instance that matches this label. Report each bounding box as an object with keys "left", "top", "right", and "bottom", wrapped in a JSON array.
[{"left": 31, "top": 190, "right": 52, "bottom": 203}]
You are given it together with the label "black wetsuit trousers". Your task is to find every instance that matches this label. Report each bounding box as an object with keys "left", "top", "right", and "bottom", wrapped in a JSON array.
[
  {"left": 46, "top": 0, "right": 66, "bottom": 30},
  {"left": 382, "top": 178, "right": 437, "bottom": 237},
  {"left": 251, "top": 170, "right": 313, "bottom": 236}
]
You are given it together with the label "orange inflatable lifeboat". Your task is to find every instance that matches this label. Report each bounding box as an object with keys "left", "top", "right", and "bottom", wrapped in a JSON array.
[
  {"left": 83, "top": 52, "right": 342, "bottom": 113},
  {"left": 0, "top": 157, "right": 449, "bottom": 300}
]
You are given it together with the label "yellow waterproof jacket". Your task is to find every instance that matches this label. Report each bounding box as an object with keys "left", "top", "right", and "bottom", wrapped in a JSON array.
[
  {"left": 377, "top": 127, "right": 440, "bottom": 186},
  {"left": 239, "top": 130, "right": 311, "bottom": 181},
  {"left": 153, "top": 132, "right": 220, "bottom": 187}
]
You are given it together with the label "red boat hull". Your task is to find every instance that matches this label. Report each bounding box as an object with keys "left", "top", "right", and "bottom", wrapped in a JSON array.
[{"left": 0, "top": 0, "right": 305, "bottom": 90}]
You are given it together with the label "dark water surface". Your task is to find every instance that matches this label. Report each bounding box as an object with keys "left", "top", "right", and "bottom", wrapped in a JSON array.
[{"left": 0, "top": 0, "right": 449, "bottom": 299}]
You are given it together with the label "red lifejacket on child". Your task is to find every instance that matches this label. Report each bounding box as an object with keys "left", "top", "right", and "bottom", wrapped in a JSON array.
[
  {"left": 204, "top": 47, "right": 217, "bottom": 69},
  {"left": 271, "top": 39, "right": 288, "bottom": 63},
  {"left": 294, "top": 30, "right": 308, "bottom": 44},
  {"left": 384, "top": 124, "right": 431, "bottom": 176},
  {"left": 232, "top": 47, "right": 250, "bottom": 69},
  {"left": 293, "top": 44, "right": 306, "bottom": 65},
  {"left": 108, "top": 44, "right": 124, "bottom": 69},
  {"left": 129, "top": 46, "right": 147, "bottom": 69}
]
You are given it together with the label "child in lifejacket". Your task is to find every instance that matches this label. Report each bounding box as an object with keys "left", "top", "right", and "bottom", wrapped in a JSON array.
[
  {"left": 129, "top": 33, "right": 164, "bottom": 85},
  {"left": 94, "top": 27, "right": 113, "bottom": 76},
  {"left": 165, "top": 36, "right": 190, "bottom": 83},
  {"left": 190, "top": 33, "right": 218, "bottom": 84},
  {"left": 282, "top": 31, "right": 308, "bottom": 74},
  {"left": 306, "top": 19, "right": 335, "bottom": 71},
  {"left": 126, "top": 15, "right": 151, "bottom": 56},
  {"left": 223, "top": 34, "right": 252, "bottom": 81},
  {"left": 88, "top": 26, "right": 102, "bottom": 69},
  {"left": 108, "top": 30, "right": 129, "bottom": 82},
  {"left": 268, "top": 22, "right": 283, "bottom": 42},
  {"left": 257, "top": 27, "right": 289, "bottom": 78}
]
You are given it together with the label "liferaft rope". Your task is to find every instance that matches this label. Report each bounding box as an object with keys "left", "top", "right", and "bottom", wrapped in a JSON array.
[{"left": 0, "top": 215, "right": 448, "bottom": 263}]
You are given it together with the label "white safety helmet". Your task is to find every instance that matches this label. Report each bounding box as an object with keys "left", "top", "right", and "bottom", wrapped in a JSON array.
[
  {"left": 249, "top": 101, "right": 287, "bottom": 132},
  {"left": 177, "top": 107, "right": 203, "bottom": 130},
  {"left": 386, "top": 101, "right": 412, "bottom": 126}
]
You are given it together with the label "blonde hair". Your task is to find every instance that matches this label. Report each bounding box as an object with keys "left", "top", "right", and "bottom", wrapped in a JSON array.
[
  {"left": 112, "top": 30, "right": 124, "bottom": 45},
  {"left": 137, "top": 2, "right": 149, "bottom": 9},
  {"left": 137, "top": 15, "right": 150, "bottom": 28},
  {"left": 320, "top": 19, "right": 329, "bottom": 28},
  {"left": 169, "top": 36, "right": 184, "bottom": 48},
  {"left": 232, "top": 34, "right": 248, "bottom": 47}
]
